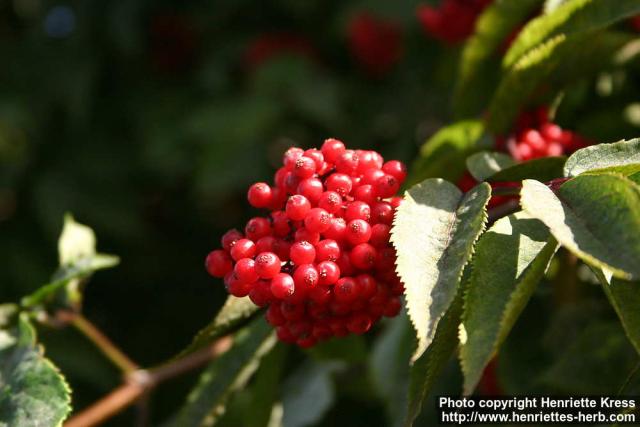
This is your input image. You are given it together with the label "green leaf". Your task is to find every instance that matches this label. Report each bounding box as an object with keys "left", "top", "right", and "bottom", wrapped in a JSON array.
[
  {"left": 503, "top": 0, "right": 640, "bottom": 68},
  {"left": 0, "top": 314, "right": 71, "bottom": 427},
  {"left": 391, "top": 179, "right": 491, "bottom": 361},
  {"left": 167, "top": 319, "right": 276, "bottom": 427},
  {"left": 405, "top": 278, "right": 466, "bottom": 427},
  {"left": 520, "top": 176, "right": 640, "bottom": 279},
  {"left": 454, "top": 0, "right": 543, "bottom": 117},
  {"left": 176, "top": 296, "right": 260, "bottom": 358},
  {"left": 466, "top": 151, "right": 516, "bottom": 182},
  {"left": 487, "top": 156, "right": 566, "bottom": 182},
  {"left": 563, "top": 138, "right": 640, "bottom": 177},
  {"left": 22, "top": 214, "right": 119, "bottom": 310},
  {"left": 460, "top": 212, "right": 558, "bottom": 394},
  {"left": 592, "top": 269, "right": 640, "bottom": 356},
  {"left": 409, "top": 121, "right": 490, "bottom": 185},
  {"left": 281, "top": 361, "right": 341, "bottom": 427},
  {"left": 487, "top": 31, "right": 632, "bottom": 133}
]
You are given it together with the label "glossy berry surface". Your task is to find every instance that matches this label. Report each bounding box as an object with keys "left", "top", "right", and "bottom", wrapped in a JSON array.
[{"left": 205, "top": 139, "right": 406, "bottom": 347}]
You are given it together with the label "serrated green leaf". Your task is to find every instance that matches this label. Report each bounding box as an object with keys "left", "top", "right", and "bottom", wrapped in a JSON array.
[
  {"left": 405, "top": 278, "right": 466, "bottom": 427},
  {"left": 176, "top": 296, "right": 260, "bottom": 358},
  {"left": 167, "top": 319, "right": 276, "bottom": 427},
  {"left": 454, "top": 0, "right": 543, "bottom": 117},
  {"left": 409, "top": 121, "right": 490, "bottom": 185},
  {"left": 563, "top": 138, "right": 640, "bottom": 177},
  {"left": 520, "top": 176, "right": 640, "bottom": 279},
  {"left": 460, "top": 212, "right": 558, "bottom": 394},
  {"left": 503, "top": 0, "right": 640, "bottom": 68},
  {"left": 592, "top": 269, "right": 640, "bottom": 356},
  {"left": 391, "top": 180, "right": 491, "bottom": 362},
  {"left": 487, "top": 31, "right": 632, "bottom": 133},
  {"left": 466, "top": 151, "right": 516, "bottom": 182},
  {"left": 487, "top": 156, "right": 566, "bottom": 182},
  {"left": 0, "top": 314, "right": 71, "bottom": 427}
]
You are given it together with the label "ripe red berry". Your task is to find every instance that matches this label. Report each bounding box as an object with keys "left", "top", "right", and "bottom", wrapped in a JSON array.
[
  {"left": 334, "top": 277, "right": 358, "bottom": 303},
  {"left": 247, "top": 182, "right": 273, "bottom": 208},
  {"left": 294, "top": 228, "right": 321, "bottom": 245},
  {"left": 293, "top": 156, "right": 316, "bottom": 179},
  {"left": 293, "top": 264, "right": 319, "bottom": 290},
  {"left": 283, "top": 147, "right": 304, "bottom": 170},
  {"left": 323, "top": 217, "right": 347, "bottom": 241},
  {"left": 255, "top": 236, "right": 276, "bottom": 253},
  {"left": 315, "top": 239, "right": 341, "bottom": 262},
  {"left": 317, "top": 261, "right": 340, "bottom": 285},
  {"left": 290, "top": 241, "right": 316, "bottom": 265},
  {"left": 297, "top": 178, "right": 323, "bottom": 204},
  {"left": 371, "top": 202, "right": 394, "bottom": 225},
  {"left": 271, "top": 211, "right": 291, "bottom": 237},
  {"left": 321, "top": 138, "right": 346, "bottom": 163},
  {"left": 255, "top": 252, "right": 281, "bottom": 279},
  {"left": 345, "top": 201, "right": 371, "bottom": 222},
  {"left": 234, "top": 258, "right": 259, "bottom": 284},
  {"left": 304, "top": 208, "right": 331, "bottom": 233},
  {"left": 245, "top": 217, "right": 272, "bottom": 241},
  {"left": 205, "top": 250, "right": 233, "bottom": 278},
  {"left": 221, "top": 229, "right": 243, "bottom": 252},
  {"left": 230, "top": 238, "right": 256, "bottom": 261},
  {"left": 350, "top": 243, "right": 377, "bottom": 270},
  {"left": 325, "top": 173, "right": 353, "bottom": 197},
  {"left": 347, "top": 312, "right": 372, "bottom": 334},
  {"left": 370, "top": 223, "right": 391, "bottom": 247},
  {"left": 266, "top": 303, "right": 286, "bottom": 326},
  {"left": 318, "top": 191, "right": 343, "bottom": 214},
  {"left": 353, "top": 184, "right": 376, "bottom": 205},
  {"left": 226, "top": 273, "right": 252, "bottom": 297},
  {"left": 249, "top": 280, "right": 273, "bottom": 307},
  {"left": 375, "top": 174, "right": 400, "bottom": 198},
  {"left": 271, "top": 273, "right": 295, "bottom": 299},
  {"left": 336, "top": 150, "right": 359, "bottom": 175},
  {"left": 382, "top": 160, "right": 407, "bottom": 183},
  {"left": 355, "top": 274, "right": 377, "bottom": 300},
  {"left": 345, "top": 219, "right": 372, "bottom": 245},
  {"left": 286, "top": 195, "right": 311, "bottom": 220}
]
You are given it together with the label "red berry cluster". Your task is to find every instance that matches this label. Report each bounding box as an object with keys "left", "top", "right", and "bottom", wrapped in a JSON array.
[
  {"left": 496, "top": 107, "right": 590, "bottom": 161},
  {"left": 417, "top": 0, "right": 492, "bottom": 45},
  {"left": 205, "top": 139, "right": 406, "bottom": 347},
  {"left": 347, "top": 12, "right": 403, "bottom": 76}
]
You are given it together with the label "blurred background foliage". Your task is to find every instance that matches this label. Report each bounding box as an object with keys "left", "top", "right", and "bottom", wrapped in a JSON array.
[{"left": 2, "top": 0, "right": 640, "bottom": 426}]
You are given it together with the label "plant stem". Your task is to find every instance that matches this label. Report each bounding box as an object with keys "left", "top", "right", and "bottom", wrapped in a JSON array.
[
  {"left": 63, "top": 336, "right": 233, "bottom": 427},
  {"left": 487, "top": 199, "right": 520, "bottom": 223},
  {"left": 60, "top": 312, "right": 139, "bottom": 374},
  {"left": 490, "top": 186, "right": 521, "bottom": 197}
]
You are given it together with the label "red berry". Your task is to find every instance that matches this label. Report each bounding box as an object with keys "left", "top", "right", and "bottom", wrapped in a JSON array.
[
  {"left": 356, "top": 150, "right": 379, "bottom": 173},
  {"left": 205, "top": 249, "right": 233, "bottom": 278},
  {"left": 318, "top": 191, "right": 343, "bottom": 214},
  {"left": 355, "top": 274, "right": 377, "bottom": 300},
  {"left": 345, "top": 219, "right": 372, "bottom": 245},
  {"left": 350, "top": 243, "right": 377, "bottom": 270},
  {"left": 347, "top": 312, "right": 372, "bottom": 334},
  {"left": 290, "top": 241, "right": 316, "bottom": 265},
  {"left": 283, "top": 147, "right": 304, "bottom": 170},
  {"left": 286, "top": 195, "right": 311, "bottom": 220},
  {"left": 362, "top": 168, "right": 385, "bottom": 185},
  {"left": 304, "top": 208, "right": 331, "bottom": 233},
  {"left": 321, "top": 138, "right": 346, "bottom": 163},
  {"left": 325, "top": 173, "right": 353, "bottom": 197},
  {"left": 309, "top": 286, "right": 332, "bottom": 305},
  {"left": 293, "top": 156, "right": 316, "bottom": 179},
  {"left": 247, "top": 182, "right": 273, "bottom": 208},
  {"left": 371, "top": 202, "right": 394, "bottom": 225},
  {"left": 230, "top": 238, "right": 256, "bottom": 261},
  {"left": 304, "top": 148, "right": 325, "bottom": 170},
  {"left": 255, "top": 236, "right": 276, "bottom": 253},
  {"left": 249, "top": 280, "right": 273, "bottom": 307},
  {"left": 281, "top": 301, "right": 305, "bottom": 321},
  {"left": 345, "top": 201, "right": 371, "bottom": 222},
  {"left": 234, "top": 258, "right": 259, "bottom": 284},
  {"left": 276, "top": 326, "right": 296, "bottom": 343},
  {"left": 294, "top": 228, "right": 321, "bottom": 245},
  {"left": 266, "top": 303, "right": 286, "bottom": 326},
  {"left": 245, "top": 217, "right": 272, "bottom": 241},
  {"left": 221, "top": 229, "right": 243, "bottom": 252},
  {"left": 323, "top": 217, "right": 347, "bottom": 241},
  {"left": 297, "top": 178, "right": 323, "bottom": 204},
  {"left": 375, "top": 174, "right": 400, "bottom": 198},
  {"left": 382, "top": 160, "right": 407, "bottom": 183},
  {"left": 336, "top": 252, "right": 355, "bottom": 276},
  {"left": 255, "top": 252, "right": 281, "bottom": 279},
  {"left": 353, "top": 184, "right": 377, "bottom": 205},
  {"left": 271, "top": 211, "right": 291, "bottom": 237},
  {"left": 370, "top": 223, "right": 391, "bottom": 247},
  {"left": 317, "top": 260, "right": 340, "bottom": 285},
  {"left": 271, "top": 273, "right": 295, "bottom": 299},
  {"left": 334, "top": 277, "right": 358, "bottom": 303},
  {"left": 226, "top": 273, "right": 252, "bottom": 297},
  {"left": 384, "top": 297, "right": 402, "bottom": 317},
  {"left": 315, "top": 239, "right": 341, "bottom": 262},
  {"left": 336, "top": 150, "right": 359, "bottom": 175},
  {"left": 293, "top": 264, "right": 319, "bottom": 290}
]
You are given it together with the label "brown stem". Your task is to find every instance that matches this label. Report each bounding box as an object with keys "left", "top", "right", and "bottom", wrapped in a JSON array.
[
  {"left": 60, "top": 312, "right": 139, "bottom": 374},
  {"left": 487, "top": 199, "right": 520, "bottom": 223},
  {"left": 63, "top": 336, "right": 233, "bottom": 427}
]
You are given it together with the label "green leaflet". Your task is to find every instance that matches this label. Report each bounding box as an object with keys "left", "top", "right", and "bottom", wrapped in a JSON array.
[
  {"left": 391, "top": 179, "right": 490, "bottom": 362},
  {"left": 176, "top": 296, "right": 260, "bottom": 358},
  {"left": 563, "top": 138, "right": 640, "bottom": 177},
  {"left": 466, "top": 151, "right": 516, "bottom": 182},
  {"left": 0, "top": 314, "right": 71, "bottom": 427},
  {"left": 487, "top": 31, "right": 632, "bottom": 134},
  {"left": 487, "top": 156, "right": 566, "bottom": 183},
  {"left": 520, "top": 176, "right": 640, "bottom": 279},
  {"left": 454, "top": 0, "right": 543, "bottom": 117},
  {"left": 503, "top": 0, "right": 640, "bottom": 68},
  {"left": 592, "top": 268, "right": 640, "bottom": 356},
  {"left": 167, "top": 319, "right": 276, "bottom": 427},
  {"left": 404, "top": 276, "right": 468, "bottom": 427},
  {"left": 409, "top": 121, "right": 490, "bottom": 185},
  {"left": 460, "top": 212, "right": 558, "bottom": 394}
]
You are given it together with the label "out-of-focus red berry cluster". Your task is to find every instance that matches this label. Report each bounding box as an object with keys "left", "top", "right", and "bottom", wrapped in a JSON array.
[
  {"left": 417, "top": 0, "right": 492, "bottom": 44},
  {"left": 243, "top": 33, "right": 315, "bottom": 70},
  {"left": 347, "top": 12, "right": 403, "bottom": 76},
  {"left": 496, "top": 107, "right": 590, "bottom": 162},
  {"left": 205, "top": 139, "right": 406, "bottom": 347}
]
